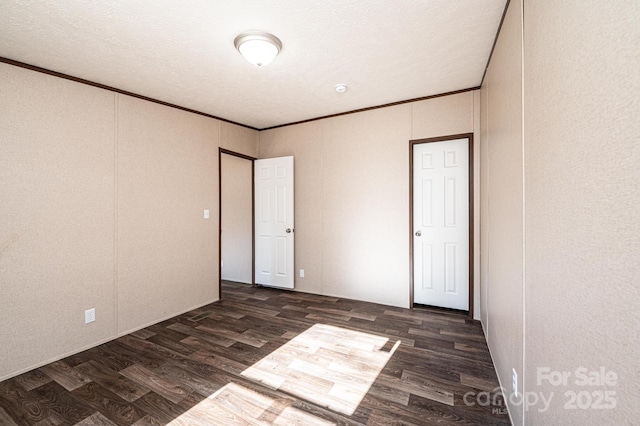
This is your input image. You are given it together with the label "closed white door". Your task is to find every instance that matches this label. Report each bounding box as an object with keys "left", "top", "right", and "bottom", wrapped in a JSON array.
[
  {"left": 413, "top": 138, "right": 469, "bottom": 310},
  {"left": 255, "top": 156, "right": 294, "bottom": 289}
]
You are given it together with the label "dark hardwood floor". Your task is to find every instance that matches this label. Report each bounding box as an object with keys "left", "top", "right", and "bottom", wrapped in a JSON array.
[{"left": 0, "top": 281, "right": 510, "bottom": 425}]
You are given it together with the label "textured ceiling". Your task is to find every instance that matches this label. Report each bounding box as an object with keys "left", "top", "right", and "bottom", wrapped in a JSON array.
[{"left": 0, "top": 0, "right": 507, "bottom": 129}]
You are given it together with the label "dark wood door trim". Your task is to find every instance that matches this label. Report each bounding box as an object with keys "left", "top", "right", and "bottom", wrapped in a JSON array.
[
  {"left": 218, "top": 148, "right": 257, "bottom": 299},
  {"left": 409, "top": 133, "right": 474, "bottom": 319}
]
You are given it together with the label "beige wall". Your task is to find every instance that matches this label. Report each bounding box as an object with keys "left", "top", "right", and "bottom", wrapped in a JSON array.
[
  {"left": 0, "top": 63, "right": 259, "bottom": 380},
  {"left": 481, "top": 0, "right": 525, "bottom": 423},
  {"left": 220, "top": 122, "right": 259, "bottom": 158},
  {"left": 221, "top": 154, "right": 253, "bottom": 284},
  {"left": 116, "top": 96, "right": 220, "bottom": 334},
  {"left": 523, "top": 1, "right": 639, "bottom": 424},
  {"left": 482, "top": 1, "right": 639, "bottom": 424},
  {"left": 0, "top": 63, "right": 118, "bottom": 380},
  {"left": 259, "top": 91, "right": 480, "bottom": 311}
]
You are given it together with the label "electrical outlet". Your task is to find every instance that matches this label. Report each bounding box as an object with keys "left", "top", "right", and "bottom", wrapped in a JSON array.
[
  {"left": 299, "top": 269, "right": 304, "bottom": 278},
  {"left": 512, "top": 368, "right": 518, "bottom": 397},
  {"left": 221, "top": 260, "right": 224, "bottom": 268},
  {"left": 85, "top": 308, "right": 95, "bottom": 324}
]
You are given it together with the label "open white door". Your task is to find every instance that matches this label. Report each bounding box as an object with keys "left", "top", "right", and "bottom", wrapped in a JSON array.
[
  {"left": 255, "top": 156, "right": 294, "bottom": 288},
  {"left": 413, "top": 138, "right": 469, "bottom": 310}
]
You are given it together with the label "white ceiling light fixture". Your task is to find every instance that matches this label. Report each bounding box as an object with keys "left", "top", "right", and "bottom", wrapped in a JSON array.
[
  {"left": 234, "top": 31, "right": 282, "bottom": 67},
  {"left": 335, "top": 83, "right": 348, "bottom": 93}
]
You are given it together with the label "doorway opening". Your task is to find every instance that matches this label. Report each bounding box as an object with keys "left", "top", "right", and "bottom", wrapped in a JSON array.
[
  {"left": 218, "top": 148, "right": 256, "bottom": 299},
  {"left": 409, "top": 133, "right": 474, "bottom": 318}
]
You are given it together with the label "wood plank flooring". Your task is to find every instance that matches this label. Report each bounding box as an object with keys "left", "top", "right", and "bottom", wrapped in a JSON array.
[{"left": 0, "top": 281, "right": 510, "bottom": 425}]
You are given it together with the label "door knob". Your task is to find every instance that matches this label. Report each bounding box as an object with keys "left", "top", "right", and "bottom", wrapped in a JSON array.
[
  {"left": 286, "top": 228, "right": 292, "bottom": 233},
  {"left": 415, "top": 230, "right": 422, "bottom": 237}
]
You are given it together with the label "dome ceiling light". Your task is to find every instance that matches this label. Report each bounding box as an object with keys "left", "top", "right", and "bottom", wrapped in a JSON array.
[{"left": 234, "top": 31, "right": 282, "bottom": 67}]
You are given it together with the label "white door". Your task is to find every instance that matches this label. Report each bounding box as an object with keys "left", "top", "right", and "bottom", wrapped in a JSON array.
[
  {"left": 413, "top": 138, "right": 469, "bottom": 310},
  {"left": 255, "top": 156, "right": 295, "bottom": 288}
]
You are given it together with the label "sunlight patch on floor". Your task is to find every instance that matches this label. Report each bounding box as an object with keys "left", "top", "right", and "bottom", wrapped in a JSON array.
[
  {"left": 241, "top": 323, "right": 400, "bottom": 416},
  {"left": 168, "top": 382, "right": 335, "bottom": 425}
]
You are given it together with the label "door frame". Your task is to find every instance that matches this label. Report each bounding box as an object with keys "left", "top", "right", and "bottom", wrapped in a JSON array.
[
  {"left": 409, "top": 133, "right": 474, "bottom": 318},
  {"left": 218, "top": 148, "right": 257, "bottom": 298}
]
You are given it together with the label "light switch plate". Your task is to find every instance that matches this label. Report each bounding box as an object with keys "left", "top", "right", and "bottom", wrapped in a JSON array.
[
  {"left": 204, "top": 209, "right": 209, "bottom": 219},
  {"left": 85, "top": 308, "right": 95, "bottom": 324}
]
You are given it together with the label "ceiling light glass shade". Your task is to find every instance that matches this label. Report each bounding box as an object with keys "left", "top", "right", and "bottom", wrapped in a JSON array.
[{"left": 234, "top": 32, "right": 282, "bottom": 66}]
